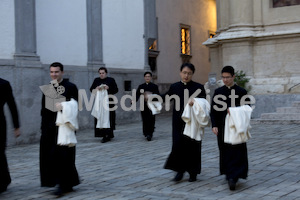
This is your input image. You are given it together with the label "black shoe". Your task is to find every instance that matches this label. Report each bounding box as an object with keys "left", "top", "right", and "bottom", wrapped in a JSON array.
[
  {"left": 0, "top": 186, "right": 7, "bottom": 194},
  {"left": 53, "top": 186, "right": 73, "bottom": 196},
  {"left": 53, "top": 187, "right": 63, "bottom": 196},
  {"left": 228, "top": 179, "right": 236, "bottom": 190},
  {"left": 173, "top": 172, "right": 184, "bottom": 182},
  {"left": 146, "top": 135, "right": 152, "bottom": 141},
  {"left": 101, "top": 137, "right": 110, "bottom": 143},
  {"left": 188, "top": 175, "right": 197, "bottom": 182},
  {"left": 62, "top": 187, "right": 73, "bottom": 193}
]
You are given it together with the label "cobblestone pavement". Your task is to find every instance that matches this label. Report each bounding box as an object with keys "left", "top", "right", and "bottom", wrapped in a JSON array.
[{"left": 1, "top": 114, "right": 300, "bottom": 200}]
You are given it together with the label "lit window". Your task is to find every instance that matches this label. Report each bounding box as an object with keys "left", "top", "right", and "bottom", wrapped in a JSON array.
[
  {"left": 149, "top": 40, "right": 157, "bottom": 50},
  {"left": 208, "top": 30, "right": 215, "bottom": 38},
  {"left": 181, "top": 26, "right": 191, "bottom": 55}
]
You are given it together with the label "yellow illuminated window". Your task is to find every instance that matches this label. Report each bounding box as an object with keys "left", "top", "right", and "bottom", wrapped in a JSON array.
[{"left": 181, "top": 26, "right": 190, "bottom": 55}]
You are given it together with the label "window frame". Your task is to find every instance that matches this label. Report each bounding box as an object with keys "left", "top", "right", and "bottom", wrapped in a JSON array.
[{"left": 180, "top": 24, "right": 191, "bottom": 56}]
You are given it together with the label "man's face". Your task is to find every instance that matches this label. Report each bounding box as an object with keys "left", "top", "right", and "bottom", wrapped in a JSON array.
[
  {"left": 50, "top": 66, "right": 63, "bottom": 82},
  {"left": 144, "top": 74, "right": 152, "bottom": 83},
  {"left": 221, "top": 72, "right": 235, "bottom": 87},
  {"left": 99, "top": 70, "right": 107, "bottom": 79},
  {"left": 180, "top": 66, "right": 193, "bottom": 83}
]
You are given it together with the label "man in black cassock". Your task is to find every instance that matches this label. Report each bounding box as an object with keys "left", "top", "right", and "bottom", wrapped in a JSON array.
[
  {"left": 135, "top": 72, "right": 160, "bottom": 141},
  {"left": 163, "top": 63, "right": 206, "bottom": 182},
  {"left": 40, "top": 62, "right": 80, "bottom": 196},
  {"left": 0, "top": 78, "right": 20, "bottom": 193},
  {"left": 90, "top": 67, "right": 118, "bottom": 143},
  {"left": 210, "top": 66, "right": 249, "bottom": 190}
]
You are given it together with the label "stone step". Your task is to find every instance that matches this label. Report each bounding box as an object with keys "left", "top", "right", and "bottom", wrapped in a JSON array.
[
  {"left": 276, "top": 107, "right": 300, "bottom": 113},
  {"left": 292, "top": 101, "right": 300, "bottom": 107},
  {"left": 256, "top": 101, "right": 300, "bottom": 124},
  {"left": 260, "top": 113, "right": 300, "bottom": 120},
  {"left": 251, "top": 119, "right": 300, "bottom": 124}
]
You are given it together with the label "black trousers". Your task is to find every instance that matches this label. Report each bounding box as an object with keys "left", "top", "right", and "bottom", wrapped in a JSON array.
[
  {"left": 55, "top": 146, "right": 80, "bottom": 189},
  {"left": 141, "top": 105, "right": 155, "bottom": 137},
  {"left": 0, "top": 123, "right": 11, "bottom": 191},
  {"left": 217, "top": 125, "right": 248, "bottom": 180},
  {"left": 94, "top": 112, "right": 115, "bottom": 139}
]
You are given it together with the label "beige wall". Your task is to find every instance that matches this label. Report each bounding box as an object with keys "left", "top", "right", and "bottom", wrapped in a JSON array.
[
  {"left": 204, "top": 0, "right": 300, "bottom": 94},
  {"left": 156, "top": 0, "right": 217, "bottom": 85}
]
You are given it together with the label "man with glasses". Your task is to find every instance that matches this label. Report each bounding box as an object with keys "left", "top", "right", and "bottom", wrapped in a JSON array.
[
  {"left": 163, "top": 63, "right": 206, "bottom": 182},
  {"left": 210, "top": 66, "right": 249, "bottom": 190}
]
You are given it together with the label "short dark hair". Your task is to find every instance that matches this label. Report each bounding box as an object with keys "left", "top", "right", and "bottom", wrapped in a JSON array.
[
  {"left": 50, "top": 62, "right": 64, "bottom": 71},
  {"left": 180, "top": 63, "right": 195, "bottom": 74},
  {"left": 144, "top": 72, "right": 152, "bottom": 77},
  {"left": 221, "top": 66, "right": 235, "bottom": 76},
  {"left": 98, "top": 67, "right": 108, "bottom": 73}
]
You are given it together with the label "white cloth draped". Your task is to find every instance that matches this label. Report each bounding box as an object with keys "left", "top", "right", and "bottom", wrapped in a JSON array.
[
  {"left": 224, "top": 105, "right": 252, "bottom": 145},
  {"left": 56, "top": 98, "right": 78, "bottom": 147},
  {"left": 181, "top": 98, "right": 211, "bottom": 141},
  {"left": 91, "top": 89, "right": 110, "bottom": 128},
  {"left": 147, "top": 97, "right": 162, "bottom": 115}
]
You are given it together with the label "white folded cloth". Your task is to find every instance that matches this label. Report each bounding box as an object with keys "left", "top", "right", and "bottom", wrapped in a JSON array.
[
  {"left": 147, "top": 97, "right": 162, "bottom": 115},
  {"left": 181, "top": 98, "right": 211, "bottom": 141},
  {"left": 56, "top": 98, "right": 79, "bottom": 147},
  {"left": 91, "top": 88, "right": 110, "bottom": 128},
  {"left": 224, "top": 105, "right": 252, "bottom": 145}
]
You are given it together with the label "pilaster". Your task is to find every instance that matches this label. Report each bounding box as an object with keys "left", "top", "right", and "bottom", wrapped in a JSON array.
[
  {"left": 86, "top": 0, "right": 105, "bottom": 71},
  {"left": 14, "top": 0, "right": 41, "bottom": 67}
]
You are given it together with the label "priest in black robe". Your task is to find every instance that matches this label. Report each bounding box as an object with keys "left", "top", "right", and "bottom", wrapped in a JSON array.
[
  {"left": 90, "top": 67, "right": 118, "bottom": 143},
  {"left": 40, "top": 62, "right": 80, "bottom": 196},
  {"left": 0, "top": 78, "right": 20, "bottom": 193},
  {"left": 163, "top": 63, "right": 206, "bottom": 182},
  {"left": 210, "top": 66, "right": 249, "bottom": 190},
  {"left": 135, "top": 72, "right": 160, "bottom": 141}
]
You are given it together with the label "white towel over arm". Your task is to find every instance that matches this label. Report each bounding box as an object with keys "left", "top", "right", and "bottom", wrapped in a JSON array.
[
  {"left": 181, "top": 98, "right": 211, "bottom": 141},
  {"left": 224, "top": 105, "right": 252, "bottom": 145},
  {"left": 56, "top": 98, "right": 79, "bottom": 147},
  {"left": 91, "top": 89, "right": 110, "bottom": 128},
  {"left": 147, "top": 95, "right": 162, "bottom": 115}
]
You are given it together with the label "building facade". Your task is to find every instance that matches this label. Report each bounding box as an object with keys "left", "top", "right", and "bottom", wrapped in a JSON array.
[
  {"left": 1, "top": 0, "right": 217, "bottom": 145},
  {"left": 155, "top": 0, "right": 217, "bottom": 90},
  {"left": 0, "top": 0, "right": 156, "bottom": 145},
  {"left": 204, "top": 0, "right": 300, "bottom": 117}
]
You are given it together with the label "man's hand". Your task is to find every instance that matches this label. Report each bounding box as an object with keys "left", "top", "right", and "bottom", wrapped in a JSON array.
[
  {"left": 212, "top": 127, "right": 218, "bottom": 136},
  {"left": 188, "top": 99, "right": 194, "bottom": 106},
  {"left": 97, "top": 85, "right": 109, "bottom": 90},
  {"left": 14, "top": 128, "right": 21, "bottom": 138},
  {"left": 55, "top": 102, "right": 63, "bottom": 111},
  {"left": 103, "top": 85, "right": 109, "bottom": 90}
]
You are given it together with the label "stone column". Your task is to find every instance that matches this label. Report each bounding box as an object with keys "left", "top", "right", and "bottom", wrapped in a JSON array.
[
  {"left": 228, "top": 0, "right": 253, "bottom": 29},
  {"left": 14, "top": 0, "right": 41, "bottom": 67},
  {"left": 87, "top": 0, "right": 105, "bottom": 72},
  {"left": 11, "top": 0, "right": 43, "bottom": 146},
  {"left": 217, "top": 0, "right": 230, "bottom": 32},
  {"left": 143, "top": 0, "right": 157, "bottom": 71}
]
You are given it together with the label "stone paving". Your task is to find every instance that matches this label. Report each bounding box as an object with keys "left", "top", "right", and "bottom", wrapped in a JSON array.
[{"left": 1, "top": 114, "right": 300, "bottom": 200}]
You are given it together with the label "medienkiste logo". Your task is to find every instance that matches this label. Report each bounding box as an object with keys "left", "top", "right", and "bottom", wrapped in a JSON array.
[{"left": 39, "top": 80, "right": 66, "bottom": 112}]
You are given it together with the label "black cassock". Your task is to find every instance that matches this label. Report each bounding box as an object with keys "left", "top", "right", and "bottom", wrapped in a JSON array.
[
  {"left": 163, "top": 81, "right": 206, "bottom": 175},
  {"left": 40, "top": 79, "right": 80, "bottom": 188},
  {"left": 210, "top": 84, "right": 249, "bottom": 181},
  {"left": 90, "top": 77, "right": 118, "bottom": 138},
  {"left": 136, "top": 82, "right": 160, "bottom": 137},
  {"left": 0, "top": 79, "right": 19, "bottom": 192}
]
